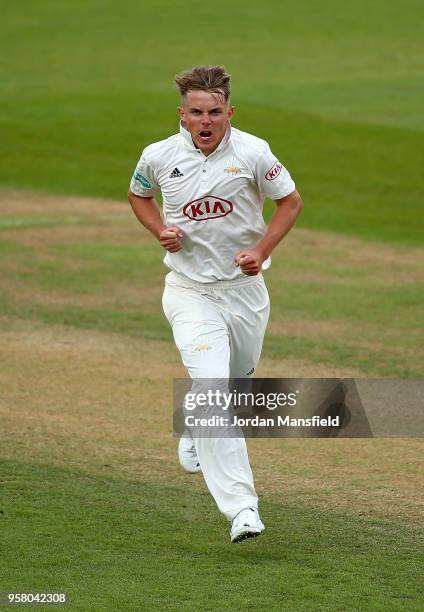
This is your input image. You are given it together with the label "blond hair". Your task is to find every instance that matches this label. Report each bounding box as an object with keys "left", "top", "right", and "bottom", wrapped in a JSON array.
[{"left": 175, "top": 65, "right": 231, "bottom": 101}]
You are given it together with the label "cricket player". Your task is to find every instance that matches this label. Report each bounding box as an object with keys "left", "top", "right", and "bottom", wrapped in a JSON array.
[{"left": 128, "top": 66, "right": 302, "bottom": 543}]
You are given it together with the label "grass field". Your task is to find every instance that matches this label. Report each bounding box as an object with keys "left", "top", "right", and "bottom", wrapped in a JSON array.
[
  {"left": 1, "top": 0, "right": 423, "bottom": 610},
  {"left": 1, "top": 192, "right": 423, "bottom": 610},
  {"left": 1, "top": 0, "right": 423, "bottom": 245}
]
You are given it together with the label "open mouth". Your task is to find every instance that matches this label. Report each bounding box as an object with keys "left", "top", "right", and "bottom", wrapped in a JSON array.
[{"left": 199, "top": 130, "right": 212, "bottom": 140}]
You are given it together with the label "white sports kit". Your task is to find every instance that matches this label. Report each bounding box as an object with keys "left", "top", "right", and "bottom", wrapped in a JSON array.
[{"left": 130, "top": 124, "right": 295, "bottom": 524}]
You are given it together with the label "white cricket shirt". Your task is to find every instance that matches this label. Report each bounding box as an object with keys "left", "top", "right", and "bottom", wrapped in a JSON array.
[{"left": 130, "top": 124, "right": 295, "bottom": 283}]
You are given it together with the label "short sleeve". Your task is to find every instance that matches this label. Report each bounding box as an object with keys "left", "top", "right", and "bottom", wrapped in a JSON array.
[
  {"left": 255, "top": 143, "right": 295, "bottom": 200},
  {"left": 129, "top": 151, "right": 160, "bottom": 197}
]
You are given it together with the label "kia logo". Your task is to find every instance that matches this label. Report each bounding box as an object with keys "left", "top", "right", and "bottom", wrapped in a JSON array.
[
  {"left": 265, "top": 161, "right": 283, "bottom": 181},
  {"left": 183, "top": 195, "right": 234, "bottom": 221}
]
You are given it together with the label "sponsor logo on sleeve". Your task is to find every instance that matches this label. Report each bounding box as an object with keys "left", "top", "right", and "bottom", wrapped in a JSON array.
[
  {"left": 265, "top": 161, "right": 283, "bottom": 181},
  {"left": 183, "top": 195, "right": 233, "bottom": 221},
  {"left": 133, "top": 171, "right": 152, "bottom": 189}
]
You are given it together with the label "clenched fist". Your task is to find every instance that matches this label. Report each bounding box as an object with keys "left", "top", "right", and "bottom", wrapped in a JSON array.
[
  {"left": 235, "top": 249, "right": 265, "bottom": 276},
  {"left": 159, "top": 226, "right": 183, "bottom": 253}
]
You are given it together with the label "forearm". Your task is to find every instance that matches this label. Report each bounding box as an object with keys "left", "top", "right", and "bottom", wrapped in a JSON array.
[
  {"left": 256, "top": 190, "right": 302, "bottom": 260},
  {"left": 127, "top": 190, "right": 166, "bottom": 240}
]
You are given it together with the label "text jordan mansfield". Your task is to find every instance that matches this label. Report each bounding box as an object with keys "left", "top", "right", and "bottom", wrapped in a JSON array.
[{"left": 185, "top": 415, "right": 340, "bottom": 427}]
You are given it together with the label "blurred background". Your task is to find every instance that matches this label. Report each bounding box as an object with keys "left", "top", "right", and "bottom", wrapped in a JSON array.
[{"left": 1, "top": 0, "right": 423, "bottom": 243}]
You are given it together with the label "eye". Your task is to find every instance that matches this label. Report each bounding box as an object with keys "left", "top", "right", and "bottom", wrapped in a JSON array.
[
  {"left": 211, "top": 109, "right": 222, "bottom": 115},
  {"left": 192, "top": 109, "right": 201, "bottom": 115}
]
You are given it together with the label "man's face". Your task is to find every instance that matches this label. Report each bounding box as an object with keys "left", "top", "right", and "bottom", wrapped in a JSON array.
[{"left": 179, "top": 90, "right": 234, "bottom": 156}]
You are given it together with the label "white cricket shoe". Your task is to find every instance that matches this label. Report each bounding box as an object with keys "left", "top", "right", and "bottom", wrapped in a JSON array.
[
  {"left": 178, "top": 433, "right": 201, "bottom": 473},
  {"left": 230, "top": 507, "right": 265, "bottom": 543}
]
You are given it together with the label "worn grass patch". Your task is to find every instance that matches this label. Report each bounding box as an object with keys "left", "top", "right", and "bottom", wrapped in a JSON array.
[
  {"left": 0, "top": 191, "right": 422, "bottom": 377},
  {"left": 1, "top": 190, "right": 422, "bottom": 527},
  {"left": 1, "top": 317, "right": 422, "bottom": 526}
]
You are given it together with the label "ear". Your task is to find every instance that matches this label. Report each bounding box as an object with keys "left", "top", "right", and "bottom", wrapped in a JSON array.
[
  {"left": 227, "top": 105, "right": 235, "bottom": 120},
  {"left": 178, "top": 106, "right": 185, "bottom": 122}
]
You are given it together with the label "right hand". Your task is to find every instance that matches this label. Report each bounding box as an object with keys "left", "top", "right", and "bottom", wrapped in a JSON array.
[{"left": 159, "top": 226, "right": 183, "bottom": 252}]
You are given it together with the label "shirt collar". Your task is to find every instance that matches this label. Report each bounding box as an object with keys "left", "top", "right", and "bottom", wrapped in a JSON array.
[{"left": 179, "top": 122, "right": 232, "bottom": 155}]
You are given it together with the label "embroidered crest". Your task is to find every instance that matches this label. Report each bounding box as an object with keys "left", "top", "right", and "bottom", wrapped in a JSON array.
[{"left": 225, "top": 165, "right": 242, "bottom": 175}]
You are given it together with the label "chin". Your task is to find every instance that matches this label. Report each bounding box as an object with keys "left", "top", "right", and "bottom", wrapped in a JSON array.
[{"left": 197, "top": 143, "right": 214, "bottom": 153}]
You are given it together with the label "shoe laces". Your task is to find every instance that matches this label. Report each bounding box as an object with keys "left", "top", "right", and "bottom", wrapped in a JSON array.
[
  {"left": 186, "top": 440, "right": 197, "bottom": 457},
  {"left": 233, "top": 507, "right": 256, "bottom": 527}
]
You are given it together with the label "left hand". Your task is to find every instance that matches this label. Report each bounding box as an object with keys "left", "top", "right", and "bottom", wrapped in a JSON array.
[{"left": 235, "top": 249, "right": 265, "bottom": 276}]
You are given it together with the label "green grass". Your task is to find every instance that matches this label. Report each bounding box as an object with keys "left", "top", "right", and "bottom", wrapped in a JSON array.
[
  {"left": 1, "top": 459, "right": 423, "bottom": 611},
  {"left": 1, "top": 0, "right": 423, "bottom": 245},
  {"left": 1, "top": 226, "right": 422, "bottom": 376}
]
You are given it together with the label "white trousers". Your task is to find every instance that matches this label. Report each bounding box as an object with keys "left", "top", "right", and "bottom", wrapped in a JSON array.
[{"left": 162, "top": 271, "right": 270, "bottom": 520}]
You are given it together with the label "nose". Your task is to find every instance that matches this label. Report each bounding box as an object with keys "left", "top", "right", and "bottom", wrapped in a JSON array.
[{"left": 201, "top": 113, "right": 211, "bottom": 126}]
